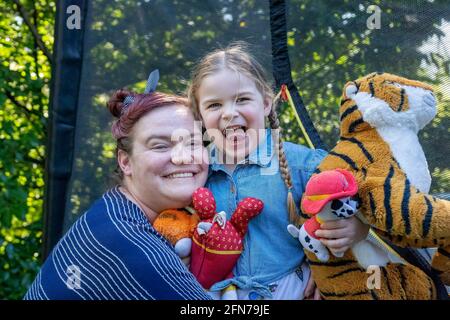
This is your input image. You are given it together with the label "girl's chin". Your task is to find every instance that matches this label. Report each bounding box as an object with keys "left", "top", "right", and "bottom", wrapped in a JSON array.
[{"left": 224, "top": 142, "right": 257, "bottom": 161}]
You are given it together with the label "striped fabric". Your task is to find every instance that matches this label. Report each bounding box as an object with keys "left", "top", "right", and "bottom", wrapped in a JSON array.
[{"left": 24, "top": 187, "right": 211, "bottom": 300}]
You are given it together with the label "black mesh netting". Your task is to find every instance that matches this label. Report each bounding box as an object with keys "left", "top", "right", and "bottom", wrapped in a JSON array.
[
  {"left": 55, "top": 0, "right": 449, "bottom": 238},
  {"left": 61, "top": 0, "right": 274, "bottom": 232}
]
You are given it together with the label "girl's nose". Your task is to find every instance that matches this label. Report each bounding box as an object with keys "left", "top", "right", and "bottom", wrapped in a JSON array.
[{"left": 221, "top": 102, "right": 238, "bottom": 121}]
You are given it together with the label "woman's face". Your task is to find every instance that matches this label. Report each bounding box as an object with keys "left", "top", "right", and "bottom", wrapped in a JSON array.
[{"left": 119, "top": 104, "right": 208, "bottom": 212}]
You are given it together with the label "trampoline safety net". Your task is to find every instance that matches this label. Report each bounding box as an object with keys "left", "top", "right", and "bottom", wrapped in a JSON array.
[{"left": 45, "top": 0, "right": 450, "bottom": 256}]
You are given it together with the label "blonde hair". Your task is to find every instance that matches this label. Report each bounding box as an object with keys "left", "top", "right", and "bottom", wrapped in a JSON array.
[{"left": 187, "top": 42, "right": 300, "bottom": 225}]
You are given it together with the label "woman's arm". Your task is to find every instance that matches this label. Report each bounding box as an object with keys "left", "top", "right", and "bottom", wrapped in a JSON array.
[{"left": 24, "top": 203, "right": 211, "bottom": 300}]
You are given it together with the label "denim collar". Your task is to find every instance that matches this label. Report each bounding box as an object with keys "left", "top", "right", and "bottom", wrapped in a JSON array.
[{"left": 208, "top": 129, "right": 276, "bottom": 174}]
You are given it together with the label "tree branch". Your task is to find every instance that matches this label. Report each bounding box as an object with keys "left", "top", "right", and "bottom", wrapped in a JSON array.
[
  {"left": 4, "top": 90, "right": 40, "bottom": 117},
  {"left": 32, "top": 1, "right": 40, "bottom": 75},
  {"left": 25, "top": 154, "right": 45, "bottom": 167},
  {"left": 12, "top": 0, "right": 53, "bottom": 64}
]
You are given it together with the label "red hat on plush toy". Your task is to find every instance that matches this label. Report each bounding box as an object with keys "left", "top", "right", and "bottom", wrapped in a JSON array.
[{"left": 301, "top": 168, "right": 358, "bottom": 215}]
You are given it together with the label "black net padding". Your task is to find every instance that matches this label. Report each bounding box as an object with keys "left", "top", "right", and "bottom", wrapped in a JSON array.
[
  {"left": 43, "top": 0, "right": 88, "bottom": 258},
  {"left": 269, "top": 0, "right": 326, "bottom": 150}
]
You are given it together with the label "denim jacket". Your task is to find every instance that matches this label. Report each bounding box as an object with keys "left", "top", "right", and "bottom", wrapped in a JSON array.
[{"left": 205, "top": 129, "right": 327, "bottom": 298}]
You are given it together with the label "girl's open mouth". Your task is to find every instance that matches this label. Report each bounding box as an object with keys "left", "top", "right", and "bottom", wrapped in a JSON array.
[{"left": 223, "top": 125, "right": 247, "bottom": 143}]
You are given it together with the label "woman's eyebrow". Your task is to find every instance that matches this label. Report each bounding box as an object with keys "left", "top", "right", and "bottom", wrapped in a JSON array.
[
  {"left": 146, "top": 132, "right": 199, "bottom": 144},
  {"left": 145, "top": 134, "right": 171, "bottom": 144},
  {"left": 201, "top": 91, "right": 255, "bottom": 105}
]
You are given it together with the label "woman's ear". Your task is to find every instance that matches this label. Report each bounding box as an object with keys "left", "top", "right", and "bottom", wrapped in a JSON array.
[
  {"left": 117, "top": 149, "right": 132, "bottom": 176},
  {"left": 263, "top": 95, "right": 273, "bottom": 117}
]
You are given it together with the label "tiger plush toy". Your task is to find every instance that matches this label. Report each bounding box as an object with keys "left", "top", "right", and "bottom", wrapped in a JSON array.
[{"left": 301, "top": 72, "right": 450, "bottom": 299}]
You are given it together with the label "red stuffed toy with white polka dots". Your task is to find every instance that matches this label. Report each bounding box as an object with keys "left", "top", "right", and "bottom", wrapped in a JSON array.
[{"left": 190, "top": 188, "right": 263, "bottom": 297}]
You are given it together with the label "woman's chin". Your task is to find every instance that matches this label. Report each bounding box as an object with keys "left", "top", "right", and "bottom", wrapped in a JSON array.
[{"left": 163, "top": 187, "right": 199, "bottom": 208}]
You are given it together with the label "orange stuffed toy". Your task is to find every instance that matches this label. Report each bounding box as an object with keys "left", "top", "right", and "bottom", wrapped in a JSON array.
[{"left": 153, "top": 209, "right": 199, "bottom": 260}]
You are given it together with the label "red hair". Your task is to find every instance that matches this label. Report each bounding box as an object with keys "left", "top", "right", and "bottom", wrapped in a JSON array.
[
  {"left": 107, "top": 89, "right": 188, "bottom": 179},
  {"left": 108, "top": 89, "right": 188, "bottom": 142}
]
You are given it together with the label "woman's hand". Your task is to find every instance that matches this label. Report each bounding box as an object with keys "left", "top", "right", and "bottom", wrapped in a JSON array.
[
  {"left": 181, "top": 256, "right": 191, "bottom": 267},
  {"left": 304, "top": 275, "right": 322, "bottom": 300},
  {"left": 315, "top": 216, "right": 369, "bottom": 257}
]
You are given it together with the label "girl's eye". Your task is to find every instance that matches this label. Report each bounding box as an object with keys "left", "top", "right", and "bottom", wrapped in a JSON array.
[
  {"left": 207, "top": 102, "right": 221, "bottom": 109},
  {"left": 236, "top": 97, "right": 250, "bottom": 103}
]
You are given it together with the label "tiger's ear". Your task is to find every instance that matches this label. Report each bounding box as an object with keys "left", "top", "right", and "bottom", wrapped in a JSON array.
[{"left": 345, "top": 83, "right": 358, "bottom": 98}]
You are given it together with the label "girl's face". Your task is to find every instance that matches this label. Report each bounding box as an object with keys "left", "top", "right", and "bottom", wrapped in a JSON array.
[
  {"left": 197, "top": 68, "right": 272, "bottom": 162},
  {"left": 119, "top": 104, "right": 208, "bottom": 212}
]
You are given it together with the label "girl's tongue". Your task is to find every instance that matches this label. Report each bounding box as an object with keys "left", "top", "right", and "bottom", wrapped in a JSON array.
[{"left": 225, "top": 127, "right": 246, "bottom": 142}]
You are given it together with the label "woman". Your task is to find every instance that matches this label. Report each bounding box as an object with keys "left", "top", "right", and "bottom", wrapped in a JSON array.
[{"left": 24, "top": 76, "right": 211, "bottom": 300}]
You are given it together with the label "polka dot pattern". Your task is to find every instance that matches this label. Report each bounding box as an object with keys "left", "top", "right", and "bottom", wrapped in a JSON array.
[
  {"left": 190, "top": 188, "right": 263, "bottom": 289},
  {"left": 192, "top": 190, "right": 263, "bottom": 251}
]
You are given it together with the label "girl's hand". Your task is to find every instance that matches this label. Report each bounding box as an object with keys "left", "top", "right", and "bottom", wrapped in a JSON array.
[
  {"left": 304, "top": 275, "right": 322, "bottom": 300},
  {"left": 315, "top": 216, "right": 369, "bottom": 257}
]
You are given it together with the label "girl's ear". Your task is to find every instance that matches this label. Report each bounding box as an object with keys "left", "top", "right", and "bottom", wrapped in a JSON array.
[
  {"left": 263, "top": 95, "right": 272, "bottom": 117},
  {"left": 118, "top": 149, "right": 132, "bottom": 176}
]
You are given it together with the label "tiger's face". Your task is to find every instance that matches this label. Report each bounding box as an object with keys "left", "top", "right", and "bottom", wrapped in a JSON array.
[{"left": 343, "top": 73, "right": 436, "bottom": 132}]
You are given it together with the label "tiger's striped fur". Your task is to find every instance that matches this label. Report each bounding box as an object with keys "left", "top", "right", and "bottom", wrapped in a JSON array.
[{"left": 301, "top": 72, "right": 450, "bottom": 299}]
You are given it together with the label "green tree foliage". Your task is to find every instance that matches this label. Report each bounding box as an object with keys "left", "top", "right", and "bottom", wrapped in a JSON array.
[{"left": 0, "top": 0, "right": 55, "bottom": 299}]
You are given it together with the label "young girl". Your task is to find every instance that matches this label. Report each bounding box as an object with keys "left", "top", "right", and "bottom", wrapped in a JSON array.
[{"left": 187, "top": 43, "right": 369, "bottom": 300}]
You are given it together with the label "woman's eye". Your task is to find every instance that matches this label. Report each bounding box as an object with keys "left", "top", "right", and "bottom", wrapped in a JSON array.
[{"left": 151, "top": 144, "right": 169, "bottom": 150}]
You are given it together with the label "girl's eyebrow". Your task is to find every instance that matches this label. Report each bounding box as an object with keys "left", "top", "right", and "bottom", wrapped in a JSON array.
[
  {"left": 236, "top": 91, "right": 254, "bottom": 96},
  {"left": 201, "top": 91, "right": 255, "bottom": 105},
  {"left": 201, "top": 97, "right": 221, "bottom": 105}
]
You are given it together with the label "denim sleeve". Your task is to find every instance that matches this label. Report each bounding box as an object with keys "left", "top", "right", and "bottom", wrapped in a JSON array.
[
  {"left": 283, "top": 142, "right": 328, "bottom": 196},
  {"left": 304, "top": 148, "right": 328, "bottom": 181}
]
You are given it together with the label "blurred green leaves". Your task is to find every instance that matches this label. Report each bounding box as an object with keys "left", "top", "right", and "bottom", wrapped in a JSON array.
[{"left": 0, "top": 0, "right": 54, "bottom": 299}]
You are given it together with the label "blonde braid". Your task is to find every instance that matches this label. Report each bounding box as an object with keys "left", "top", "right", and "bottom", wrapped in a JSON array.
[{"left": 268, "top": 97, "right": 301, "bottom": 226}]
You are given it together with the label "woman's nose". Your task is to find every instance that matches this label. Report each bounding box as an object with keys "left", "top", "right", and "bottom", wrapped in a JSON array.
[{"left": 171, "top": 146, "right": 194, "bottom": 165}]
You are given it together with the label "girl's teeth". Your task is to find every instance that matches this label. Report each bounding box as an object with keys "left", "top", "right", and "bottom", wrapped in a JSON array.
[
  {"left": 225, "top": 128, "right": 246, "bottom": 142},
  {"left": 168, "top": 173, "right": 194, "bottom": 179},
  {"left": 224, "top": 127, "right": 245, "bottom": 136}
]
